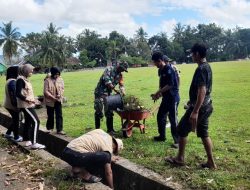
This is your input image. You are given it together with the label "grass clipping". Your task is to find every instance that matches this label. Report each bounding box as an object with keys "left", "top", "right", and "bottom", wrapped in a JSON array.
[{"left": 122, "top": 95, "right": 146, "bottom": 111}]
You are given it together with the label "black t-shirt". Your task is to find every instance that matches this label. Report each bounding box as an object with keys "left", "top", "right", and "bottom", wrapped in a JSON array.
[
  {"left": 189, "top": 62, "right": 212, "bottom": 104},
  {"left": 158, "top": 64, "right": 179, "bottom": 101}
]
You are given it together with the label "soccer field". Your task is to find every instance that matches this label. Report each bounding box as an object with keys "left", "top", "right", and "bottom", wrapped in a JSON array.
[{"left": 1, "top": 61, "right": 250, "bottom": 189}]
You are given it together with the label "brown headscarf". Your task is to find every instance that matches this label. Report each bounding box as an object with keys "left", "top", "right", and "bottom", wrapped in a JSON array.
[{"left": 19, "top": 64, "right": 34, "bottom": 78}]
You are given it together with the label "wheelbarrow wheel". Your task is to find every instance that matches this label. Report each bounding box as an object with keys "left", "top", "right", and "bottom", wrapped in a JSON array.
[{"left": 122, "top": 120, "right": 133, "bottom": 138}]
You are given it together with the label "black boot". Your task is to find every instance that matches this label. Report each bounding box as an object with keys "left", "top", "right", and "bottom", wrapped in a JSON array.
[
  {"left": 95, "top": 115, "right": 101, "bottom": 129},
  {"left": 106, "top": 117, "right": 114, "bottom": 133}
]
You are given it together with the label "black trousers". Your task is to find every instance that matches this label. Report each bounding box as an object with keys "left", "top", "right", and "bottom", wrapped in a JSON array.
[
  {"left": 46, "top": 101, "right": 63, "bottom": 132},
  {"left": 157, "top": 97, "right": 179, "bottom": 143},
  {"left": 21, "top": 108, "right": 40, "bottom": 144},
  {"left": 6, "top": 108, "right": 19, "bottom": 139},
  {"left": 62, "top": 147, "right": 111, "bottom": 168}
]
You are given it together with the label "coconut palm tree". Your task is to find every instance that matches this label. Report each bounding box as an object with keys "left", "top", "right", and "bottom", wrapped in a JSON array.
[
  {"left": 36, "top": 32, "right": 66, "bottom": 68},
  {"left": 135, "top": 27, "right": 148, "bottom": 43},
  {"left": 0, "top": 21, "right": 21, "bottom": 65},
  {"left": 108, "top": 40, "right": 120, "bottom": 61},
  {"left": 47, "top": 22, "right": 61, "bottom": 35}
]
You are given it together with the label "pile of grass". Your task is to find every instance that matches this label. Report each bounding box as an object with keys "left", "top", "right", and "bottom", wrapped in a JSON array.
[{"left": 122, "top": 95, "right": 147, "bottom": 111}]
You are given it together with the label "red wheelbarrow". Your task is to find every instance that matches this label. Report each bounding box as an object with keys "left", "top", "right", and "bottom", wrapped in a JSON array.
[{"left": 116, "top": 110, "right": 151, "bottom": 138}]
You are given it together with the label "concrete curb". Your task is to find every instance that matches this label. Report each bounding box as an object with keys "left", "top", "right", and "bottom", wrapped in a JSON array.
[{"left": 0, "top": 111, "right": 183, "bottom": 190}]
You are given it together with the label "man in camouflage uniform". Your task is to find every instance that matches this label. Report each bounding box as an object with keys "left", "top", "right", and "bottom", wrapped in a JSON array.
[{"left": 94, "top": 61, "right": 128, "bottom": 134}]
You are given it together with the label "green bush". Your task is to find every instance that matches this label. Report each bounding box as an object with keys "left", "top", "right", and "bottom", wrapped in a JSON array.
[{"left": 86, "top": 60, "right": 96, "bottom": 68}]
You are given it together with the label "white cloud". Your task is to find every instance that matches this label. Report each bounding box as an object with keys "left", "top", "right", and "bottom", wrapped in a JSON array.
[
  {"left": 1, "top": 0, "right": 250, "bottom": 40},
  {"left": 185, "top": 19, "right": 200, "bottom": 27},
  {"left": 0, "top": 0, "right": 157, "bottom": 38},
  {"left": 202, "top": 0, "right": 250, "bottom": 28},
  {"left": 160, "top": 19, "right": 177, "bottom": 36},
  {"left": 162, "top": 0, "right": 250, "bottom": 29}
]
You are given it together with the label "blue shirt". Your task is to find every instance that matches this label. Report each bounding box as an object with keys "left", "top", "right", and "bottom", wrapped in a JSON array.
[{"left": 158, "top": 64, "right": 179, "bottom": 102}]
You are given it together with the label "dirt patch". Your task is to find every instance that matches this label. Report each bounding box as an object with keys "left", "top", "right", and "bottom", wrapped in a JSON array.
[{"left": 0, "top": 139, "right": 55, "bottom": 190}]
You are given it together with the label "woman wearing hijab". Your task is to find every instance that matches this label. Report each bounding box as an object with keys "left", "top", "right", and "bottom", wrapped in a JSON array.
[
  {"left": 3, "top": 66, "right": 23, "bottom": 142},
  {"left": 44, "top": 67, "right": 65, "bottom": 135},
  {"left": 16, "top": 63, "right": 45, "bottom": 149}
]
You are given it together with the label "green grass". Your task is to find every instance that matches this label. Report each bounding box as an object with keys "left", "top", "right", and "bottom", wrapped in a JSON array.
[{"left": 1, "top": 61, "right": 250, "bottom": 189}]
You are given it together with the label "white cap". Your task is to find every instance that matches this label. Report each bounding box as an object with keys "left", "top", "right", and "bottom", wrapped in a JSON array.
[{"left": 114, "top": 138, "right": 123, "bottom": 154}]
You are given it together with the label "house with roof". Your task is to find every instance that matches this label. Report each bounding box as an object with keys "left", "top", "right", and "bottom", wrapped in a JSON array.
[{"left": 0, "top": 62, "right": 7, "bottom": 76}]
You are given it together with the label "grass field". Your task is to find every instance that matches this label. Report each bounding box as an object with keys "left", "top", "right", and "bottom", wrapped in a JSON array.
[{"left": 1, "top": 61, "right": 250, "bottom": 189}]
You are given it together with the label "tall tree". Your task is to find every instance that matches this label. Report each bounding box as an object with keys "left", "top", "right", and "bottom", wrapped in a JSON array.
[
  {"left": 36, "top": 32, "right": 66, "bottom": 68},
  {"left": 20, "top": 32, "right": 42, "bottom": 55},
  {"left": 108, "top": 31, "right": 128, "bottom": 55},
  {"left": 46, "top": 22, "right": 61, "bottom": 35},
  {"left": 0, "top": 21, "right": 21, "bottom": 65},
  {"left": 148, "top": 32, "right": 171, "bottom": 54},
  {"left": 236, "top": 28, "right": 250, "bottom": 58},
  {"left": 76, "top": 29, "right": 107, "bottom": 62},
  {"left": 135, "top": 27, "right": 148, "bottom": 42},
  {"left": 172, "top": 23, "right": 185, "bottom": 44},
  {"left": 197, "top": 23, "right": 223, "bottom": 61},
  {"left": 108, "top": 40, "right": 120, "bottom": 60}
]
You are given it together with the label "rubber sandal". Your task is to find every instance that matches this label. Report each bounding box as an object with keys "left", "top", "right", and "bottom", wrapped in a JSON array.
[
  {"left": 82, "top": 175, "right": 102, "bottom": 183},
  {"left": 165, "top": 157, "right": 185, "bottom": 166},
  {"left": 71, "top": 171, "right": 81, "bottom": 178},
  {"left": 200, "top": 163, "right": 217, "bottom": 169},
  {"left": 63, "top": 171, "right": 82, "bottom": 181},
  {"left": 63, "top": 174, "right": 76, "bottom": 181}
]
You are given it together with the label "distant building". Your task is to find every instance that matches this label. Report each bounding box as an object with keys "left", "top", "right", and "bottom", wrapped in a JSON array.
[
  {"left": 65, "top": 57, "right": 81, "bottom": 70},
  {"left": 0, "top": 63, "right": 7, "bottom": 76}
]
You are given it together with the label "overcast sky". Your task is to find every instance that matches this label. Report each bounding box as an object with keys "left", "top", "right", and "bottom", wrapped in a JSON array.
[{"left": 1, "top": 0, "right": 250, "bottom": 38}]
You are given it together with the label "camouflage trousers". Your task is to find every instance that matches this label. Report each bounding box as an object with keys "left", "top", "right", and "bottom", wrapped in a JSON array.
[{"left": 94, "top": 95, "right": 113, "bottom": 119}]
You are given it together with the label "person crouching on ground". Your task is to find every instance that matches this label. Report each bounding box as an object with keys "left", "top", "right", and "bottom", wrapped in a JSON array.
[
  {"left": 44, "top": 67, "right": 65, "bottom": 135},
  {"left": 3, "top": 66, "right": 23, "bottom": 142},
  {"left": 62, "top": 129, "right": 123, "bottom": 189},
  {"left": 16, "top": 63, "right": 45, "bottom": 149}
]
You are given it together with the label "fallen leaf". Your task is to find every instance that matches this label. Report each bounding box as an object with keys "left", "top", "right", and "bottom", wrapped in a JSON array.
[
  {"left": 31, "top": 177, "right": 44, "bottom": 182},
  {"left": 32, "top": 169, "right": 43, "bottom": 176},
  {"left": 2, "top": 164, "right": 17, "bottom": 169},
  {"left": 6, "top": 177, "right": 19, "bottom": 181},
  {"left": 28, "top": 186, "right": 40, "bottom": 190},
  {"left": 38, "top": 182, "right": 44, "bottom": 190},
  {"left": 4, "top": 180, "right": 10, "bottom": 186},
  {"left": 165, "top": 176, "right": 172, "bottom": 181},
  {"left": 25, "top": 155, "right": 31, "bottom": 162},
  {"left": 10, "top": 169, "right": 17, "bottom": 175},
  {"left": 207, "top": 179, "right": 214, "bottom": 183}
]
